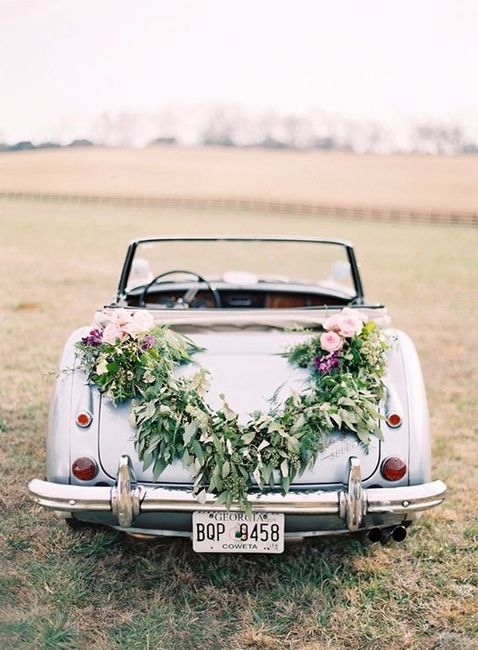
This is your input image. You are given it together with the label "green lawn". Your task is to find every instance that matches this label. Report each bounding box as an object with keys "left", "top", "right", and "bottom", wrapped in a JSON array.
[{"left": 0, "top": 199, "right": 477, "bottom": 650}]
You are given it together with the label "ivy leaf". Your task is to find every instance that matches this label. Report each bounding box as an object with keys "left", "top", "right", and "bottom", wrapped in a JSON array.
[
  {"left": 340, "top": 409, "right": 357, "bottom": 423},
  {"left": 141, "top": 450, "right": 154, "bottom": 471},
  {"left": 128, "top": 410, "right": 137, "bottom": 429},
  {"left": 208, "top": 465, "right": 222, "bottom": 493},
  {"left": 144, "top": 400, "right": 156, "bottom": 420},
  {"left": 222, "top": 461, "right": 231, "bottom": 479},
  {"left": 341, "top": 414, "right": 357, "bottom": 431},
  {"left": 219, "top": 394, "right": 237, "bottom": 421},
  {"left": 196, "top": 489, "right": 208, "bottom": 505},
  {"left": 183, "top": 420, "right": 198, "bottom": 445},
  {"left": 193, "top": 457, "right": 203, "bottom": 476},
  {"left": 356, "top": 428, "right": 370, "bottom": 445},
  {"left": 152, "top": 457, "right": 167, "bottom": 480},
  {"left": 215, "top": 491, "right": 228, "bottom": 506},
  {"left": 262, "top": 464, "right": 272, "bottom": 484},
  {"left": 330, "top": 413, "right": 342, "bottom": 429},
  {"left": 281, "top": 475, "right": 290, "bottom": 494},
  {"left": 212, "top": 432, "right": 224, "bottom": 457},
  {"left": 280, "top": 459, "right": 289, "bottom": 478},
  {"left": 241, "top": 431, "right": 256, "bottom": 445},
  {"left": 290, "top": 414, "right": 305, "bottom": 434},
  {"left": 191, "top": 438, "right": 205, "bottom": 465},
  {"left": 253, "top": 466, "right": 262, "bottom": 488},
  {"left": 338, "top": 397, "right": 355, "bottom": 407},
  {"left": 146, "top": 433, "right": 163, "bottom": 453}
]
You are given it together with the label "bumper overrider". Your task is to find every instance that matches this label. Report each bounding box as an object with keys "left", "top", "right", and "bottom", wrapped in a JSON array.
[{"left": 28, "top": 456, "right": 446, "bottom": 533}]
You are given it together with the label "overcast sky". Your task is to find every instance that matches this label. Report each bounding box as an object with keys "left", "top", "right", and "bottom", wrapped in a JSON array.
[{"left": 1, "top": 0, "right": 477, "bottom": 142}]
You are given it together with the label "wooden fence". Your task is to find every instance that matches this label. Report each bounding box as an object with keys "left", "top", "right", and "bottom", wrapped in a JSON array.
[{"left": 0, "top": 191, "right": 476, "bottom": 226}]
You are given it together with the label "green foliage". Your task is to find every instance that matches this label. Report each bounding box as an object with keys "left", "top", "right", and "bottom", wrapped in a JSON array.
[
  {"left": 76, "top": 313, "right": 389, "bottom": 510},
  {"left": 75, "top": 325, "right": 200, "bottom": 404}
]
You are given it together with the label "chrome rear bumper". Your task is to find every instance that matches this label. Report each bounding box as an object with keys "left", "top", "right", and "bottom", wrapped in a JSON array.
[{"left": 28, "top": 456, "right": 446, "bottom": 532}]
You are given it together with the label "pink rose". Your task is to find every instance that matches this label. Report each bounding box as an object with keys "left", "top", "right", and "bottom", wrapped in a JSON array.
[
  {"left": 110, "top": 308, "right": 132, "bottom": 329},
  {"left": 323, "top": 308, "right": 365, "bottom": 338},
  {"left": 121, "top": 310, "right": 154, "bottom": 338},
  {"left": 92, "top": 310, "right": 110, "bottom": 328},
  {"left": 102, "top": 323, "right": 126, "bottom": 344},
  {"left": 323, "top": 314, "right": 342, "bottom": 333},
  {"left": 320, "top": 331, "right": 344, "bottom": 353},
  {"left": 334, "top": 314, "right": 363, "bottom": 338}
]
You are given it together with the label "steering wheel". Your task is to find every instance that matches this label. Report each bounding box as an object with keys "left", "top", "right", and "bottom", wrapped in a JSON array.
[{"left": 139, "top": 270, "right": 222, "bottom": 309}]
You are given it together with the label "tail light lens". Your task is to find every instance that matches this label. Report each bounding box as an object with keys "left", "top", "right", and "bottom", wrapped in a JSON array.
[
  {"left": 386, "top": 412, "right": 402, "bottom": 428},
  {"left": 381, "top": 457, "right": 407, "bottom": 481},
  {"left": 72, "top": 457, "right": 98, "bottom": 481},
  {"left": 76, "top": 411, "right": 93, "bottom": 428}
]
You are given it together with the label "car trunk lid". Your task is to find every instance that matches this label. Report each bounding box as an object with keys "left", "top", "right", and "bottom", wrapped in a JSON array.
[{"left": 97, "top": 331, "right": 381, "bottom": 485}]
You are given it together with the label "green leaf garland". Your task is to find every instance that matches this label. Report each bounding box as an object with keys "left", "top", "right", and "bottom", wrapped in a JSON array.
[{"left": 75, "top": 309, "right": 389, "bottom": 510}]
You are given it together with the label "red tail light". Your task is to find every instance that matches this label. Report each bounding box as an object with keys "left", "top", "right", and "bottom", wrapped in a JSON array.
[
  {"left": 381, "top": 457, "right": 407, "bottom": 481},
  {"left": 76, "top": 411, "right": 93, "bottom": 428},
  {"left": 72, "top": 457, "right": 98, "bottom": 481},
  {"left": 386, "top": 412, "right": 402, "bottom": 428}
]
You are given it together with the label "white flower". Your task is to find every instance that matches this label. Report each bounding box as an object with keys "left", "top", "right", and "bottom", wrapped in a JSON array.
[
  {"left": 96, "top": 358, "right": 108, "bottom": 375},
  {"left": 142, "top": 369, "right": 156, "bottom": 384}
]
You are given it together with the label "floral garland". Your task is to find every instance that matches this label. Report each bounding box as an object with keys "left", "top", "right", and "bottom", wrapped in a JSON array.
[{"left": 76, "top": 308, "right": 389, "bottom": 509}]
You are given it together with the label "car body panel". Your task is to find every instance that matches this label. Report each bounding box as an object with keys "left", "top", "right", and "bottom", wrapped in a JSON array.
[{"left": 33, "top": 237, "right": 444, "bottom": 543}]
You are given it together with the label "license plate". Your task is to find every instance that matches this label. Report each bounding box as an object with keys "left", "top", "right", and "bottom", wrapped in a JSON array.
[{"left": 192, "top": 511, "right": 284, "bottom": 553}]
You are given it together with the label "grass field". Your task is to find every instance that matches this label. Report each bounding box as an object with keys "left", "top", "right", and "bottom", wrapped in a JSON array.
[
  {"left": 1, "top": 147, "right": 478, "bottom": 213},
  {"left": 0, "top": 199, "right": 477, "bottom": 650}
]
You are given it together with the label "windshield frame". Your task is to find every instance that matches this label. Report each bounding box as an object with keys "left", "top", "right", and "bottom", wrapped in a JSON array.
[{"left": 115, "top": 236, "right": 364, "bottom": 305}]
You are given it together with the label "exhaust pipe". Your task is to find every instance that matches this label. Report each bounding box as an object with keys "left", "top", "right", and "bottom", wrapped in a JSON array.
[
  {"left": 367, "top": 527, "right": 383, "bottom": 543},
  {"left": 366, "top": 526, "right": 408, "bottom": 544},
  {"left": 366, "top": 525, "right": 408, "bottom": 544},
  {"left": 391, "top": 525, "right": 407, "bottom": 542}
]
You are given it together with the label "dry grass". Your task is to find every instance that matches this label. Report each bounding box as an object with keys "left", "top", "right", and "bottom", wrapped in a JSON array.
[
  {"left": 0, "top": 147, "right": 478, "bottom": 212},
  {"left": 0, "top": 198, "right": 477, "bottom": 649}
]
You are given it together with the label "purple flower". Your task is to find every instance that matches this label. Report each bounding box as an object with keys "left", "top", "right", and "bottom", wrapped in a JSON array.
[
  {"left": 81, "top": 328, "right": 103, "bottom": 347},
  {"left": 313, "top": 352, "right": 340, "bottom": 375},
  {"left": 141, "top": 335, "right": 156, "bottom": 351}
]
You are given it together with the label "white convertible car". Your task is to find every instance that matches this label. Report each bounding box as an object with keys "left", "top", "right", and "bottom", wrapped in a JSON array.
[{"left": 28, "top": 237, "right": 446, "bottom": 553}]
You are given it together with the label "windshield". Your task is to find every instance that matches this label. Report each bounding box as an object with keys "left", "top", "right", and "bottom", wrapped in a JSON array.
[{"left": 122, "top": 238, "right": 358, "bottom": 300}]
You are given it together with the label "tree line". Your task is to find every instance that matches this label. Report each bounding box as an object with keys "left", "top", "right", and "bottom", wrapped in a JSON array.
[{"left": 1, "top": 106, "right": 477, "bottom": 155}]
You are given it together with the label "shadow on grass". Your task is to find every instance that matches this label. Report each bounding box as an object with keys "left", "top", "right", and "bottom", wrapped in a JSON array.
[
  {"left": 61, "top": 524, "right": 374, "bottom": 648},
  {"left": 67, "top": 523, "right": 370, "bottom": 591}
]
